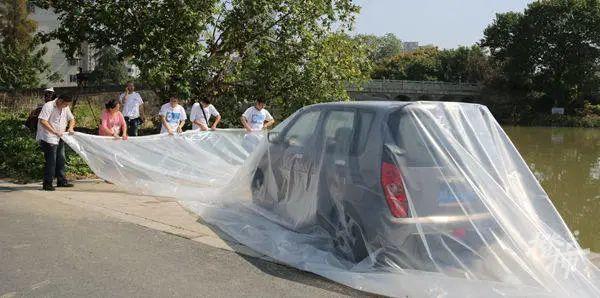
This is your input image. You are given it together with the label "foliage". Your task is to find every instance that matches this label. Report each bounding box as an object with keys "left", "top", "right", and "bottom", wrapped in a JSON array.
[
  {"left": 370, "top": 45, "right": 495, "bottom": 84},
  {"left": 0, "top": 41, "right": 51, "bottom": 90},
  {"left": 0, "top": 0, "right": 55, "bottom": 91},
  {"left": 437, "top": 45, "right": 494, "bottom": 83},
  {"left": 372, "top": 46, "right": 441, "bottom": 81},
  {"left": 0, "top": 0, "right": 35, "bottom": 43},
  {"left": 0, "top": 111, "right": 93, "bottom": 183},
  {"left": 581, "top": 101, "right": 600, "bottom": 116},
  {"left": 88, "top": 47, "right": 130, "bottom": 86},
  {"left": 74, "top": 102, "right": 102, "bottom": 131},
  {"left": 0, "top": 112, "right": 44, "bottom": 181},
  {"left": 354, "top": 33, "right": 403, "bottom": 63},
  {"left": 218, "top": 32, "right": 371, "bottom": 124},
  {"left": 36, "top": 0, "right": 370, "bottom": 120},
  {"left": 481, "top": 0, "right": 600, "bottom": 111}
]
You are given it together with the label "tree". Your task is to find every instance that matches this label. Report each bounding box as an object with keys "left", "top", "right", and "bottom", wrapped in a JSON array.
[
  {"left": 481, "top": 0, "right": 600, "bottom": 111},
  {"left": 36, "top": 0, "right": 370, "bottom": 120},
  {"left": 0, "top": 0, "right": 54, "bottom": 91},
  {"left": 355, "top": 33, "right": 403, "bottom": 63},
  {"left": 88, "top": 46, "right": 130, "bottom": 86},
  {"left": 367, "top": 40, "right": 494, "bottom": 84},
  {"left": 438, "top": 45, "right": 493, "bottom": 84},
  {"left": 372, "top": 46, "right": 440, "bottom": 81}
]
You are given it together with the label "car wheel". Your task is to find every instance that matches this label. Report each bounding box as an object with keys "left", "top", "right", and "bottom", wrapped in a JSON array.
[
  {"left": 251, "top": 168, "right": 265, "bottom": 204},
  {"left": 332, "top": 208, "right": 369, "bottom": 263},
  {"left": 375, "top": 248, "right": 419, "bottom": 271}
]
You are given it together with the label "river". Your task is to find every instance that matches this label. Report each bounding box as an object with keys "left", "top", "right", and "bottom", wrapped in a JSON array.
[{"left": 504, "top": 126, "right": 600, "bottom": 252}]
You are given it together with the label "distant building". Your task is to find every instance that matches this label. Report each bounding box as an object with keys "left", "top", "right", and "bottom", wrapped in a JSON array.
[
  {"left": 30, "top": 6, "right": 93, "bottom": 87},
  {"left": 402, "top": 41, "right": 419, "bottom": 52},
  {"left": 29, "top": 6, "right": 138, "bottom": 87}
]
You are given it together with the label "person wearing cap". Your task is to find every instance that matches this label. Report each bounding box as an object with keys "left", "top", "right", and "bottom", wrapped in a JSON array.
[
  {"left": 37, "top": 94, "right": 76, "bottom": 191},
  {"left": 43, "top": 87, "right": 56, "bottom": 103},
  {"left": 119, "top": 81, "right": 145, "bottom": 136},
  {"left": 25, "top": 87, "right": 57, "bottom": 131}
]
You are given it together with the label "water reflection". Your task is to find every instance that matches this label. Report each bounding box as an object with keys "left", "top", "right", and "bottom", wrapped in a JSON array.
[{"left": 504, "top": 126, "right": 600, "bottom": 252}]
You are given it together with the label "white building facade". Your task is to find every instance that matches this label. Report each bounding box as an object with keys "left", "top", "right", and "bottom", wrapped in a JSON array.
[{"left": 30, "top": 6, "right": 139, "bottom": 87}]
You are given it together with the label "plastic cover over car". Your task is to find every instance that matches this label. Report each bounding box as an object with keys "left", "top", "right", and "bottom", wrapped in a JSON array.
[{"left": 63, "top": 102, "right": 599, "bottom": 297}]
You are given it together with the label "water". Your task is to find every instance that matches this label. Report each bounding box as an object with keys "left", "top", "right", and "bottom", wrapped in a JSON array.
[{"left": 504, "top": 126, "right": 600, "bottom": 252}]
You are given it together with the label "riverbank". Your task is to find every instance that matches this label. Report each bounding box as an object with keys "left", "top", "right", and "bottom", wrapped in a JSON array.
[{"left": 515, "top": 113, "right": 600, "bottom": 128}]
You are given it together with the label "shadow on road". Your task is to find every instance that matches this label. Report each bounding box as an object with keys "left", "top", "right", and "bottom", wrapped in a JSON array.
[
  {"left": 0, "top": 183, "right": 40, "bottom": 193},
  {"left": 197, "top": 217, "right": 377, "bottom": 297}
]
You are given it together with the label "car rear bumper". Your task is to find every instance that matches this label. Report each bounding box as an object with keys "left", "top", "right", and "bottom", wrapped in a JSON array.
[
  {"left": 387, "top": 212, "right": 494, "bottom": 235},
  {"left": 390, "top": 212, "right": 491, "bottom": 225}
]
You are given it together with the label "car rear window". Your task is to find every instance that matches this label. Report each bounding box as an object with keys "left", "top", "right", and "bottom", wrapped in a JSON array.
[{"left": 386, "top": 109, "right": 437, "bottom": 167}]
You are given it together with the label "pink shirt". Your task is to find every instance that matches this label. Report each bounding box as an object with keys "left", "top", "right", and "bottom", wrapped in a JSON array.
[{"left": 99, "top": 110, "right": 127, "bottom": 136}]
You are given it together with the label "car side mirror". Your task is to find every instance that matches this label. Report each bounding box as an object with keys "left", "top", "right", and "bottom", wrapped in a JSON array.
[{"left": 267, "top": 131, "right": 281, "bottom": 143}]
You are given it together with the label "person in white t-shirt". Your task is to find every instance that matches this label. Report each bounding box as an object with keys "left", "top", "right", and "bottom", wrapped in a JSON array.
[
  {"left": 119, "top": 81, "right": 145, "bottom": 136},
  {"left": 190, "top": 98, "right": 221, "bottom": 131},
  {"left": 36, "top": 94, "right": 76, "bottom": 191},
  {"left": 159, "top": 95, "right": 187, "bottom": 135},
  {"left": 240, "top": 99, "right": 275, "bottom": 132}
]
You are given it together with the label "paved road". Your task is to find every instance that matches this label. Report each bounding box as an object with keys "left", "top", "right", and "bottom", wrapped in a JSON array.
[{"left": 0, "top": 185, "right": 368, "bottom": 297}]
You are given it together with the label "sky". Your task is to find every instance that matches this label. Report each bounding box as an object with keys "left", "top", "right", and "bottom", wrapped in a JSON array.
[{"left": 353, "top": 0, "right": 534, "bottom": 49}]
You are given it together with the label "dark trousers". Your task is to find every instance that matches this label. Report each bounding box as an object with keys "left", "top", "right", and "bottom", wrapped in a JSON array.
[
  {"left": 40, "top": 140, "right": 67, "bottom": 185},
  {"left": 125, "top": 117, "right": 142, "bottom": 136}
]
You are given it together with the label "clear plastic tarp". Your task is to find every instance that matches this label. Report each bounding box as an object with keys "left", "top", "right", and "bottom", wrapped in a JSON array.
[{"left": 63, "top": 102, "right": 599, "bottom": 297}]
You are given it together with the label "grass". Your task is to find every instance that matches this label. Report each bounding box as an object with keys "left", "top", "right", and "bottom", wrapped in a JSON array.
[{"left": 0, "top": 111, "right": 94, "bottom": 183}]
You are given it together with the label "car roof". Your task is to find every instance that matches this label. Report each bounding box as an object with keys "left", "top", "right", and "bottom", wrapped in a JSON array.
[
  {"left": 308, "top": 100, "right": 485, "bottom": 112},
  {"left": 308, "top": 100, "right": 412, "bottom": 111}
]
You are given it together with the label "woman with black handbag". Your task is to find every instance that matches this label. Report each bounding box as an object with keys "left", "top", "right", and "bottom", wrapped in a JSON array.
[{"left": 190, "top": 98, "right": 221, "bottom": 131}]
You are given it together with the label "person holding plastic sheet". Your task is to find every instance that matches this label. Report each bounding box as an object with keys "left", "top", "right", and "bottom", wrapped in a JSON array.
[
  {"left": 159, "top": 95, "right": 187, "bottom": 135},
  {"left": 240, "top": 99, "right": 274, "bottom": 132},
  {"left": 240, "top": 99, "right": 274, "bottom": 152},
  {"left": 36, "top": 94, "right": 76, "bottom": 191},
  {"left": 119, "top": 81, "right": 145, "bottom": 136},
  {"left": 25, "top": 87, "right": 57, "bottom": 132},
  {"left": 99, "top": 99, "right": 128, "bottom": 140},
  {"left": 190, "top": 98, "right": 221, "bottom": 131}
]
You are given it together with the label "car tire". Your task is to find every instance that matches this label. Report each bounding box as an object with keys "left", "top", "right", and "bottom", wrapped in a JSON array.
[
  {"left": 251, "top": 168, "right": 265, "bottom": 204},
  {"left": 375, "top": 247, "right": 420, "bottom": 271},
  {"left": 331, "top": 206, "right": 369, "bottom": 263}
]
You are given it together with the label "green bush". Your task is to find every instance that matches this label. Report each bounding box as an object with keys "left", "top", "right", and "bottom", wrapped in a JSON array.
[
  {"left": 0, "top": 112, "right": 93, "bottom": 183},
  {"left": 581, "top": 101, "right": 600, "bottom": 117}
]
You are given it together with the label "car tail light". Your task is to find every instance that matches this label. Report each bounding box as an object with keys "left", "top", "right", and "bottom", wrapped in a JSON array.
[
  {"left": 452, "top": 228, "right": 466, "bottom": 239},
  {"left": 381, "top": 162, "right": 409, "bottom": 218}
]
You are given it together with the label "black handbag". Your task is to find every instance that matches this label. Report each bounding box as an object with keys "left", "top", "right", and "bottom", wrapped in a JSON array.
[{"left": 200, "top": 104, "right": 210, "bottom": 129}]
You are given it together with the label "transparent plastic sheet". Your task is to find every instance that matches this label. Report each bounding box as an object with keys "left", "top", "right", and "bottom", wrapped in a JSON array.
[
  {"left": 63, "top": 129, "right": 250, "bottom": 201},
  {"left": 62, "top": 102, "right": 600, "bottom": 297}
]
